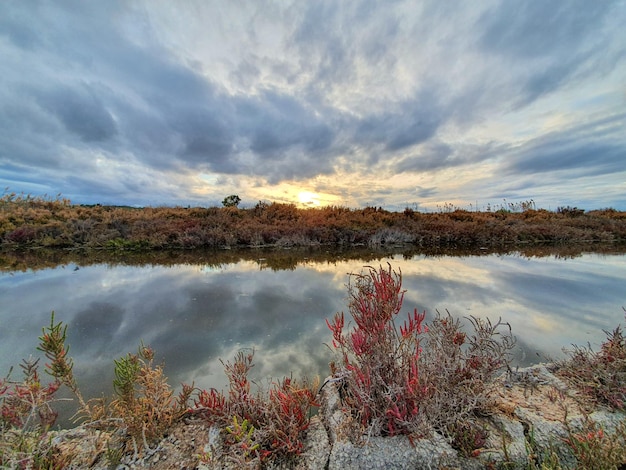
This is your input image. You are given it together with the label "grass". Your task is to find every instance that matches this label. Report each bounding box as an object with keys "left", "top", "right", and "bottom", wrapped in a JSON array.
[{"left": 1, "top": 264, "right": 625, "bottom": 468}]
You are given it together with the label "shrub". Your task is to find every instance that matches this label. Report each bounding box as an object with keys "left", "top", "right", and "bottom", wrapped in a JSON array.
[
  {"left": 2, "top": 312, "right": 193, "bottom": 466},
  {"left": 555, "top": 309, "right": 626, "bottom": 410},
  {"left": 193, "top": 350, "right": 319, "bottom": 467},
  {"left": 557, "top": 206, "right": 585, "bottom": 217},
  {"left": 37, "top": 312, "right": 91, "bottom": 420},
  {"left": 2, "top": 191, "right": 626, "bottom": 249},
  {"left": 109, "top": 343, "right": 191, "bottom": 451},
  {"left": 0, "top": 344, "right": 64, "bottom": 467},
  {"left": 4, "top": 225, "right": 37, "bottom": 244},
  {"left": 326, "top": 264, "right": 515, "bottom": 453},
  {"left": 1, "top": 310, "right": 318, "bottom": 467},
  {"left": 0, "top": 358, "right": 59, "bottom": 432},
  {"left": 564, "top": 419, "right": 626, "bottom": 470},
  {"left": 367, "top": 227, "right": 415, "bottom": 246}
]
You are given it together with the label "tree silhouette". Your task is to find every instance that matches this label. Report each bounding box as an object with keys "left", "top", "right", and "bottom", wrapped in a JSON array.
[{"left": 222, "top": 195, "right": 241, "bottom": 208}]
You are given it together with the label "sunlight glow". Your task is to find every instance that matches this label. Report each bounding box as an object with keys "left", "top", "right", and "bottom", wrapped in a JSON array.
[{"left": 297, "top": 191, "right": 321, "bottom": 207}]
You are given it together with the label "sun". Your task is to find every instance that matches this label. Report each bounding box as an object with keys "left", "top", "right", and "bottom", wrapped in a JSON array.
[{"left": 297, "top": 191, "right": 321, "bottom": 207}]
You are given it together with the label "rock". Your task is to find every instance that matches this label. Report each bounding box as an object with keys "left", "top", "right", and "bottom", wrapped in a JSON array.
[
  {"left": 318, "top": 379, "right": 465, "bottom": 470},
  {"left": 295, "top": 415, "right": 331, "bottom": 470},
  {"left": 479, "top": 414, "right": 528, "bottom": 466},
  {"left": 310, "top": 366, "right": 626, "bottom": 470},
  {"left": 328, "top": 433, "right": 463, "bottom": 470}
]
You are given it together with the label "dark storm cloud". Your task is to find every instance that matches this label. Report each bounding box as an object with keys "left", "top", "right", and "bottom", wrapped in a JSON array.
[
  {"left": 502, "top": 113, "right": 626, "bottom": 176},
  {"left": 396, "top": 142, "right": 456, "bottom": 172},
  {"left": 171, "top": 105, "right": 235, "bottom": 165},
  {"left": 0, "top": 90, "right": 66, "bottom": 168},
  {"left": 355, "top": 99, "right": 443, "bottom": 153},
  {"left": 36, "top": 83, "right": 117, "bottom": 143},
  {"left": 244, "top": 91, "right": 334, "bottom": 157},
  {"left": 478, "top": 0, "right": 620, "bottom": 104},
  {"left": 509, "top": 142, "right": 624, "bottom": 176},
  {"left": 233, "top": 89, "right": 337, "bottom": 179}
]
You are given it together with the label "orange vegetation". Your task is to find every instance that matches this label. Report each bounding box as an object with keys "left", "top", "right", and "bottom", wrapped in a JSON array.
[{"left": 1, "top": 193, "right": 625, "bottom": 250}]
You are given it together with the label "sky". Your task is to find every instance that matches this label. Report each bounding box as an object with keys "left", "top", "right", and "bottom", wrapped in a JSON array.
[{"left": 1, "top": 1, "right": 625, "bottom": 211}]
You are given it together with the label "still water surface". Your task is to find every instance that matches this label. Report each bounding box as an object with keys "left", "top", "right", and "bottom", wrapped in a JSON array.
[{"left": 1, "top": 249, "right": 625, "bottom": 421}]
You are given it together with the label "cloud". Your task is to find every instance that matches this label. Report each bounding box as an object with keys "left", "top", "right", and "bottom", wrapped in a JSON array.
[
  {"left": 477, "top": 0, "right": 621, "bottom": 105},
  {"left": 501, "top": 113, "right": 626, "bottom": 177},
  {"left": 232, "top": 89, "right": 337, "bottom": 181},
  {"left": 396, "top": 142, "right": 456, "bottom": 173},
  {"left": 36, "top": 83, "right": 118, "bottom": 143},
  {"left": 354, "top": 92, "right": 443, "bottom": 154},
  {"left": 0, "top": 1, "right": 624, "bottom": 208},
  {"left": 479, "top": 1, "right": 609, "bottom": 59}
]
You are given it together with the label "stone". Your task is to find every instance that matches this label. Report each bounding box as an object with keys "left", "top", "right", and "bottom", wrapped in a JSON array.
[{"left": 309, "top": 366, "right": 626, "bottom": 470}]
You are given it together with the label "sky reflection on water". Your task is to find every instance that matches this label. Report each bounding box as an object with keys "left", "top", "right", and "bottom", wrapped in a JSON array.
[{"left": 1, "top": 251, "right": 625, "bottom": 423}]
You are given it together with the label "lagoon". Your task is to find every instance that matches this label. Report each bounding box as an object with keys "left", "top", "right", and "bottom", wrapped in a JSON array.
[{"left": 1, "top": 248, "right": 625, "bottom": 422}]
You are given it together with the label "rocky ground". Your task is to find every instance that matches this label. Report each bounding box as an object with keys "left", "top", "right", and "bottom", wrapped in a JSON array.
[{"left": 47, "top": 364, "right": 625, "bottom": 469}]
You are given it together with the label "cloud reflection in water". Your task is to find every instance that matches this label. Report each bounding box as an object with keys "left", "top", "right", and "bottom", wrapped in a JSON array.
[{"left": 1, "top": 252, "right": 625, "bottom": 422}]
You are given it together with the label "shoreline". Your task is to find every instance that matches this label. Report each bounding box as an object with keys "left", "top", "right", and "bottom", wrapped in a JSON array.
[
  {"left": 36, "top": 363, "right": 626, "bottom": 469},
  {"left": 2, "top": 240, "right": 626, "bottom": 274}
]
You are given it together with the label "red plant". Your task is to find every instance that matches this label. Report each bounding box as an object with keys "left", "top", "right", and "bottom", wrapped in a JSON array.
[
  {"left": 326, "top": 264, "right": 515, "bottom": 450},
  {"left": 266, "top": 377, "right": 317, "bottom": 456},
  {"left": 401, "top": 308, "right": 428, "bottom": 338},
  {"left": 222, "top": 350, "right": 256, "bottom": 420},
  {"left": 0, "top": 358, "right": 60, "bottom": 431},
  {"left": 194, "top": 388, "right": 228, "bottom": 420},
  {"left": 192, "top": 350, "right": 319, "bottom": 466},
  {"left": 326, "top": 264, "right": 430, "bottom": 435},
  {"left": 326, "top": 312, "right": 345, "bottom": 348}
]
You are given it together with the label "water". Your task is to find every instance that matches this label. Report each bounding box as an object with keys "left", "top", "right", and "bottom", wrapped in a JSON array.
[{"left": 1, "top": 248, "right": 625, "bottom": 424}]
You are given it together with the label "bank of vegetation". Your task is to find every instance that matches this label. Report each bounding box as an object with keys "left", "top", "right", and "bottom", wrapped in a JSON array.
[{"left": 1, "top": 192, "right": 625, "bottom": 251}]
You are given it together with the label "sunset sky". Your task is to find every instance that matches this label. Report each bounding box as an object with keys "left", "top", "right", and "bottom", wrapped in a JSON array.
[{"left": 1, "top": 1, "right": 625, "bottom": 211}]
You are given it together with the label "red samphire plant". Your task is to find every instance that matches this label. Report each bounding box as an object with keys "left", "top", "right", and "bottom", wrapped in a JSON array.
[
  {"left": 327, "top": 264, "right": 429, "bottom": 436},
  {"left": 327, "top": 264, "right": 515, "bottom": 451}
]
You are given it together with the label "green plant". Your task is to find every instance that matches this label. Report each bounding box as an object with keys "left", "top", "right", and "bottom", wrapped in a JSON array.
[
  {"left": 449, "top": 420, "right": 489, "bottom": 458},
  {"left": 222, "top": 194, "right": 241, "bottom": 208},
  {"left": 37, "top": 311, "right": 92, "bottom": 421},
  {"left": 104, "top": 439, "right": 125, "bottom": 468},
  {"left": 110, "top": 343, "right": 190, "bottom": 451},
  {"left": 224, "top": 415, "right": 260, "bottom": 464},
  {"left": 226, "top": 415, "right": 257, "bottom": 446},
  {"left": 520, "top": 424, "right": 563, "bottom": 470}
]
